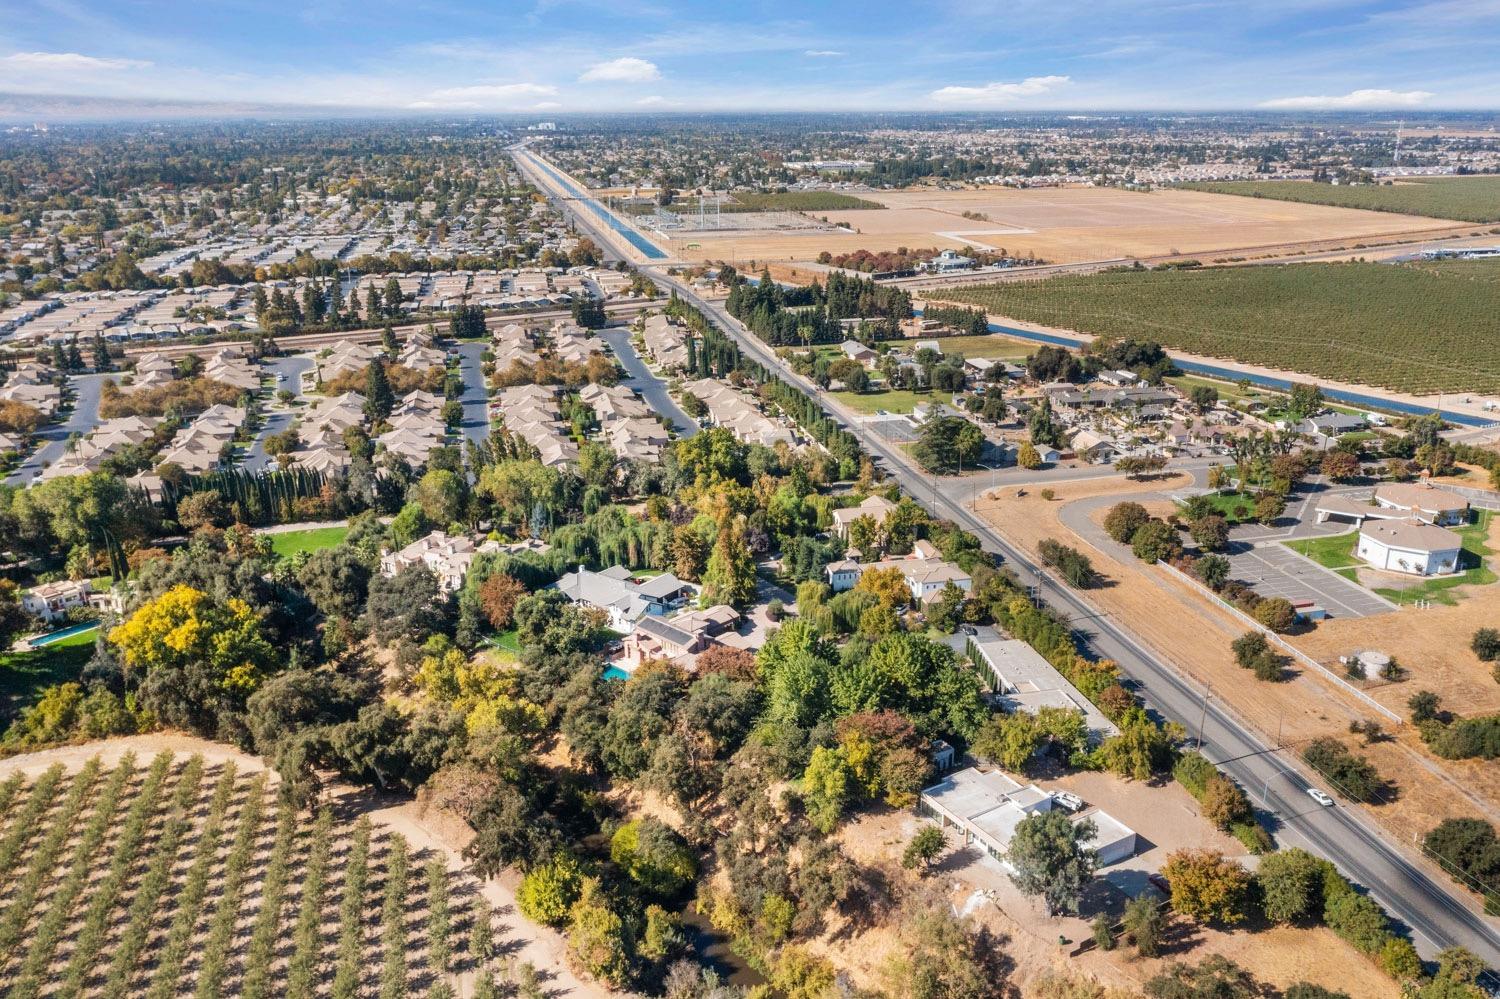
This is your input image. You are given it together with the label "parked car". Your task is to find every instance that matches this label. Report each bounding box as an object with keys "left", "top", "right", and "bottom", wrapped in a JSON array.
[{"left": 1307, "top": 788, "right": 1335, "bottom": 807}]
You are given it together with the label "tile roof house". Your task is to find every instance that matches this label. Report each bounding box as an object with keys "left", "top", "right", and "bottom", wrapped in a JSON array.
[{"left": 379, "top": 531, "right": 501, "bottom": 592}]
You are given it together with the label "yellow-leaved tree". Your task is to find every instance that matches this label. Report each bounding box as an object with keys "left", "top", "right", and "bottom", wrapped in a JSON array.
[{"left": 110, "top": 583, "right": 275, "bottom": 693}]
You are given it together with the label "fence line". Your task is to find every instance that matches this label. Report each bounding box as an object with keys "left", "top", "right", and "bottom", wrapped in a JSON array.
[{"left": 1155, "top": 559, "right": 1403, "bottom": 725}]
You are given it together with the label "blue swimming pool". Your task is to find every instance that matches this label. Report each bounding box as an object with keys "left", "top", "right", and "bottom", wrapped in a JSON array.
[
  {"left": 28, "top": 621, "right": 99, "bottom": 648},
  {"left": 602, "top": 664, "right": 632, "bottom": 681}
]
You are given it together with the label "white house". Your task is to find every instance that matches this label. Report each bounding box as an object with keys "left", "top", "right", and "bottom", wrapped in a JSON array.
[
  {"left": 825, "top": 557, "right": 862, "bottom": 592},
  {"left": 21, "top": 579, "right": 114, "bottom": 623},
  {"left": 1356, "top": 519, "right": 1463, "bottom": 576}
]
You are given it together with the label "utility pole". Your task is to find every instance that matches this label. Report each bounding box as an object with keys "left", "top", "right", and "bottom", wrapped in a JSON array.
[{"left": 1197, "top": 688, "right": 1212, "bottom": 751}]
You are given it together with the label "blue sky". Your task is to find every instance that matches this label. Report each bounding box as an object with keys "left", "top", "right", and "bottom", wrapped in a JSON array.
[{"left": 1, "top": 0, "right": 1497, "bottom": 112}]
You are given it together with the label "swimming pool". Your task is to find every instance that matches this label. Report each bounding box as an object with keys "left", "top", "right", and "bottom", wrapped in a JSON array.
[
  {"left": 602, "top": 664, "right": 632, "bottom": 681},
  {"left": 29, "top": 621, "right": 99, "bottom": 648}
]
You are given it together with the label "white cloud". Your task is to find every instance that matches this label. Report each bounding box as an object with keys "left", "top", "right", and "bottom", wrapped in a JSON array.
[
  {"left": 425, "top": 83, "right": 559, "bottom": 106},
  {"left": 636, "top": 95, "right": 667, "bottom": 105},
  {"left": 1, "top": 51, "right": 150, "bottom": 71},
  {"left": 533, "top": 101, "right": 562, "bottom": 110},
  {"left": 929, "top": 74, "right": 1070, "bottom": 104},
  {"left": 578, "top": 57, "right": 660, "bottom": 83},
  {"left": 804, "top": 50, "right": 844, "bottom": 57},
  {"left": 1260, "top": 88, "right": 1435, "bottom": 109}
]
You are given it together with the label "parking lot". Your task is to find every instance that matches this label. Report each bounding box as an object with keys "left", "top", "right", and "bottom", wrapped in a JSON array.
[{"left": 1226, "top": 540, "right": 1396, "bottom": 619}]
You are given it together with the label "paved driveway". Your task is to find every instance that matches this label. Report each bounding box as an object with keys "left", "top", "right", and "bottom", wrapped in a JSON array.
[
  {"left": 1226, "top": 539, "right": 1396, "bottom": 619},
  {"left": 452, "top": 343, "right": 492, "bottom": 447}
]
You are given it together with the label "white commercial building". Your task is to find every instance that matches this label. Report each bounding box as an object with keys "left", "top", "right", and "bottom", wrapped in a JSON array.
[
  {"left": 919, "top": 767, "right": 1137, "bottom": 868},
  {"left": 1356, "top": 519, "right": 1463, "bottom": 577}
]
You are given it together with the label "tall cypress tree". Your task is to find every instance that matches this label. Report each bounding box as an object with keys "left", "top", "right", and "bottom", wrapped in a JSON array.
[{"left": 365, "top": 361, "right": 394, "bottom": 423}]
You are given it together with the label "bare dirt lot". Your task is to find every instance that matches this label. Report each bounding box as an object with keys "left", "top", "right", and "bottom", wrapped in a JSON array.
[
  {"left": 665, "top": 186, "right": 1462, "bottom": 266},
  {"left": 832, "top": 800, "right": 1397, "bottom": 998}
]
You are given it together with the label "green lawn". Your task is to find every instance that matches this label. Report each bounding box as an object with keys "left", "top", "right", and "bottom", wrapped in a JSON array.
[
  {"left": 923, "top": 334, "right": 1034, "bottom": 360},
  {"left": 721, "top": 191, "right": 885, "bottom": 213},
  {"left": 1285, "top": 531, "right": 1362, "bottom": 579},
  {"left": 1183, "top": 490, "right": 1260, "bottom": 524},
  {"left": 0, "top": 629, "right": 97, "bottom": 723},
  {"left": 828, "top": 388, "right": 958, "bottom": 415},
  {"left": 1285, "top": 511, "right": 1496, "bottom": 604},
  {"left": 268, "top": 525, "right": 349, "bottom": 560}
]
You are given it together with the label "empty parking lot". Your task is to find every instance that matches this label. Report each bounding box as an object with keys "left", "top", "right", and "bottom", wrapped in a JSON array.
[{"left": 1227, "top": 541, "right": 1395, "bottom": 619}]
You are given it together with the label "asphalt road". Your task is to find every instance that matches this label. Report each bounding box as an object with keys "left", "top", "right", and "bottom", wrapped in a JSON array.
[
  {"left": 4, "top": 372, "right": 111, "bottom": 486},
  {"left": 240, "top": 356, "right": 313, "bottom": 472},
  {"left": 599, "top": 328, "right": 698, "bottom": 437},
  {"left": 520, "top": 146, "right": 1500, "bottom": 968},
  {"left": 453, "top": 343, "right": 493, "bottom": 448}
]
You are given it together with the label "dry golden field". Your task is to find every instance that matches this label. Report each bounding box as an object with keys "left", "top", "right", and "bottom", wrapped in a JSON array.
[{"left": 663, "top": 185, "right": 1465, "bottom": 265}]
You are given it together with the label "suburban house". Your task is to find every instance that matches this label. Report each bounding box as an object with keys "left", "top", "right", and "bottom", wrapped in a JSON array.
[
  {"left": 831, "top": 494, "right": 896, "bottom": 538},
  {"left": 956, "top": 627, "right": 1119, "bottom": 744},
  {"left": 919, "top": 767, "right": 1138, "bottom": 867},
  {"left": 618, "top": 604, "right": 740, "bottom": 672},
  {"left": 1069, "top": 429, "right": 1121, "bottom": 464},
  {"left": 379, "top": 531, "right": 501, "bottom": 592},
  {"left": 832, "top": 540, "right": 973, "bottom": 604},
  {"left": 22, "top": 579, "right": 117, "bottom": 623},
  {"left": 1356, "top": 519, "right": 1463, "bottom": 576},
  {"left": 825, "top": 556, "right": 862, "bottom": 592},
  {"left": 553, "top": 565, "right": 697, "bottom": 632},
  {"left": 839, "top": 339, "right": 878, "bottom": 367}
]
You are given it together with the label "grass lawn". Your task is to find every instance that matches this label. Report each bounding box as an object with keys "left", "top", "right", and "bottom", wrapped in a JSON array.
[
  {"left": 268, "top": 524, "right": 349, "bottom": 560},
  {"left": 0, "top": 629, "right": 97, "bottom": 722},
  {"left": 1284, "top": 531, "right": 1362, "bottom": 580},
  {"left": 828, "top": 388, "right": 957, "bottom": 415},
  {"left": 1183, "top": 490, "right": 1260, "bottom": 524}
]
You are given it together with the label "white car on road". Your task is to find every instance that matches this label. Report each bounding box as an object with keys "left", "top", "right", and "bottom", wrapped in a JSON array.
[{"left": 1306, "top": 788, "right": 1335, "bottom": 807}]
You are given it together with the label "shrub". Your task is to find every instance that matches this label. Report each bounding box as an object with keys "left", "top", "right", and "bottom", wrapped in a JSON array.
[
  {"left": 1427, "top": 715, "right": 1500, "bottom": 761},
  {"left": 1038, "top": 538, "right": 1099, "bottom": 588},
  {"left": 1193, "top": 553, "right": 1231, "bottom": 590},
  {"left": 1161, "top": 849, "right": 1254, "bottom": 925},
  {"left": 1302, "top": 738, "right": 1385, "bottom": 803},
  {"left": 1252, "top": 597, "right": 1297, "bottom": 633},
  {"left": 1378, "top": 937, "right": 1423, "bottom": 980},
  {"left": 1473, "top": 627, "right": 1500, "bottom": 662},
  {"left": 1408, "top": 690, "right": 1442, "bottom": 723},
  {"left": 1103, "top": 502, "right": 1150, "bottom": 543},
  {"left": 1423, "top": 818, "right": 1500, "bottom": 906},
  {"left": 1130, "top": 520, "right": 1181, "bottom": 562},
  {"left": 517, "top": 854, "right": 584, "bottom": 926},
  {"left": 1230, "top": 821, "right": 1274, "bottom": 855},
  {"left": 1091, "top": 914, "right": 1115, "bottom": 951}
]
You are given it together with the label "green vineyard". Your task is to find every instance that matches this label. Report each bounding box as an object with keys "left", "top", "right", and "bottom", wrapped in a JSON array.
[
  {"left": 936, "top": 259, "right": 1500, "bottom": 395},
  {"left": 1181, "top": 176, "right": 1500, "bottom": 223},
  {"left": 0, "top": 753, "right": 497, "bottom": 999}
]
